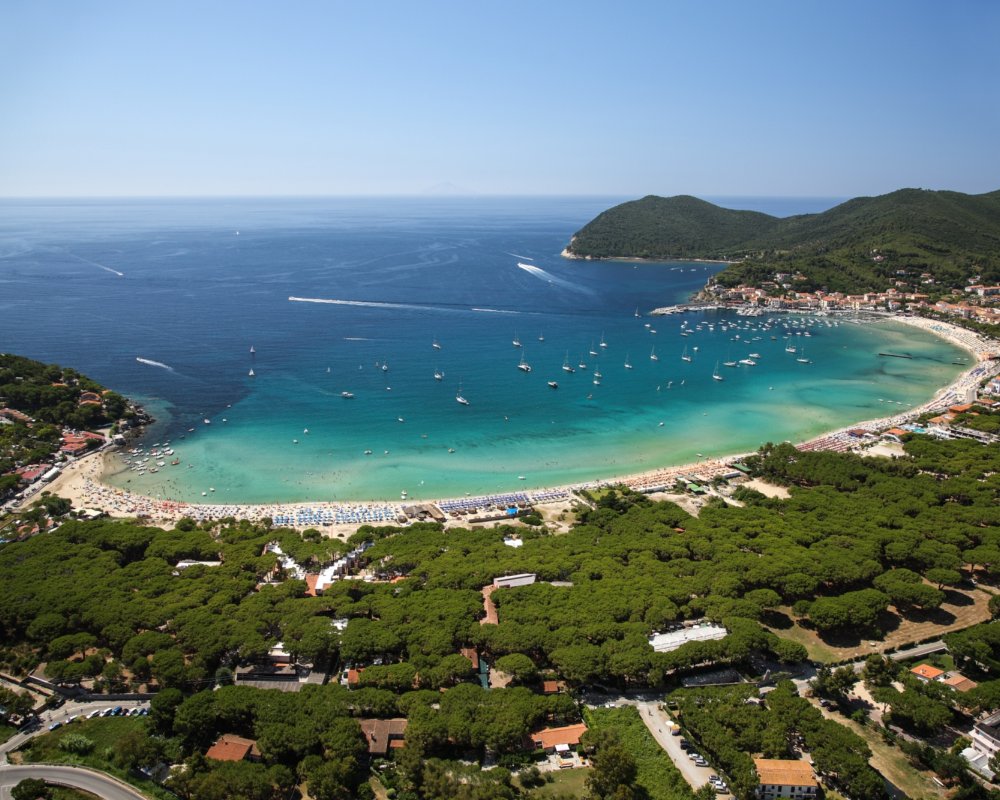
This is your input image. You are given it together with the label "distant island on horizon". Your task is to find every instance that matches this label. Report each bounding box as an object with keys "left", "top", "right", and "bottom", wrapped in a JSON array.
[{"left": 564, "top": 188, "right": 1000, "bottom": 295}]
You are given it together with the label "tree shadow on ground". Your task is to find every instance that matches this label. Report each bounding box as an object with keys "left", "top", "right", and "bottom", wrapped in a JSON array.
[
  {"left": 895, "top": 606, "right": 957, "bottom": 626},
  {"left": 761, "top": 610, "right": 794, "bottom": 630},
  {"left": 942, "top": 588, "right": 974, "bottom": 607},
  {"left": 813, "top": 610, "right": 901, "bottom": 648}
]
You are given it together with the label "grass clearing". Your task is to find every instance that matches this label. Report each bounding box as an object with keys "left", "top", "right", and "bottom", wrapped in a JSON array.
[
  {"left": 767, "top": 586, "right": 992, "bottom": 663},
  {"left": 524, "top": 767, "right": 590, "bottom": 797},
  {"left": 585, "top": 706, "right": 694, "bottom": 800},
  {"left": 22, "top": 716, "right": 173, "bottom": 800},
  {"left": 0, "top": 722, "right": 17, "bottom": 745}
]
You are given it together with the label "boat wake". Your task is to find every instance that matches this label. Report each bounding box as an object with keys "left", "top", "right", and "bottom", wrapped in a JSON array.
[
  {"left": 290, "top": 296, "right": 434, "bottom": 312},
  {"left": 516, "top": 262, "right": 593, "bottom": 294},
  {"left": 343, "top": 337, "right": 371, "bottom": 341},
  {"left": 136, "top": 357, "right": 174, "bottom": 371},
  {"left": 70, "top": 253, "right": 124, "bottom": 277},
  {"left": 291, "top": 296, "right": 524, "bottom": 316},
  {"left": 507, "top": 252, "right": 533, "bottom": 261}
]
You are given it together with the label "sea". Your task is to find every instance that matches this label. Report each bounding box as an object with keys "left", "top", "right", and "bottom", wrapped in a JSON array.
[{"left": 0, "top": 196, "right": 968, "bottom": 504}]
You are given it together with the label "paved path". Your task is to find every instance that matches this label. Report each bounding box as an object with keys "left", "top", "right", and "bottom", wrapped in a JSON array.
[
  {"left": 635, "top": 701, "right": 733, "bottom": 799},
  {"left": 0, "top": 764, "right": 149, "bottom": 800}
]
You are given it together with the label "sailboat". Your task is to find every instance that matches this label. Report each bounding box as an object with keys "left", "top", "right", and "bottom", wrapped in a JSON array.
[
  {"left": 518, "top": 351, "right": 532, "bottom": 372},
  {"left": 562, "top": 352, "right": 575, "bottom": 373},
  {"left": 589, "top": 340, "right": 598, "bottom": 357},
  {"left": 796, "top": 346, "right": 812, "bottom": 364},
  {"left": 434, "top": 369, "right": 444, "bottom": 381},
  {"left": 634, "top": 307, "right": 640, "bottom": 318},
  {"left": 681, "top": 346, "right": 692, "bottom": 362},
  {"left": 250, "top": 345, "right": 255, "bottom": 355},
  {"left": 624, "top": 353, "right": 633, "bottom": 369},
  {"left": 713, "top": 361, "right": 724, "bottom": 381},
  {"left": 538, "top": 332, "right": 545, "bottom": 342},
  {"left": 432, "top": 338, "right": 442, "bottom": 350},
  {"left": 456, "top": 383, "right": 470, "bottom": 405},
  {"left": 650, "top": 346, "right": 658, "bottom": 362},
  {"left": 248, "top": 368, "right": 255, "bottom": 377},
  {"left": 599, "top": 332, "right": 608, "bottom": 348},
  {"left": 512, "top": 332, "right": 522, "bottom": 347}
]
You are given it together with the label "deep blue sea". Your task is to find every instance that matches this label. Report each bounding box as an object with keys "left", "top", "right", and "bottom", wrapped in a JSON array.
[{"left": 0, "top": 196, "right": 966, "bottom": 502}]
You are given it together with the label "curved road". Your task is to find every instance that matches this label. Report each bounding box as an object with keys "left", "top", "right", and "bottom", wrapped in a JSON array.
[{"left": 0, "top": 764, "right": 149, "bottom": 800}]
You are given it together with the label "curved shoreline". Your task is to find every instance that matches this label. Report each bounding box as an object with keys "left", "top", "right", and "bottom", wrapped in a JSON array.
[{"left": 30, "top": 316, "right": 998, "bottom": 533}]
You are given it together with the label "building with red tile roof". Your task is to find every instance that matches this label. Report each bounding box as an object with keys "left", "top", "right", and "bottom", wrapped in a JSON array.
[
  {"left": 530, "top": 723, "right": 588, "bottom": 752},
  {"left": 753, "top": 758, "right": 817, "bottom": 799},
  {"left": 942, "top": 673, "right": 978, "bottom": 693},
  {"left": 910, "top": 663, "right": 945, "bottom": 681},
  {"left": 205, "top": 734, "right": 261, "bottom": 762}
]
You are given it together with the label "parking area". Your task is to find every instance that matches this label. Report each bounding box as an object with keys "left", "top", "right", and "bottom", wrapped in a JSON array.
[{"left": 635, "top": 701, "right": 734, "bottom": 798}]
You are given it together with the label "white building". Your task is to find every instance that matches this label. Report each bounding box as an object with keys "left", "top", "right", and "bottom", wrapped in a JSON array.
[
  {"left": 648, "top": 622, "right": 727, "bottom": 653},
  {"left": 753, "top": 758, "right": 817, "bottom": 800},
  {"left": 493, "top": 573, "right": 536, "bottom": 589}
]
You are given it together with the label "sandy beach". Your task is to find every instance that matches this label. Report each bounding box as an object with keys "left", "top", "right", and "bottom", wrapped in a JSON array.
[{"left": 20, "top": 316, "right": 998, "bottom": 533}]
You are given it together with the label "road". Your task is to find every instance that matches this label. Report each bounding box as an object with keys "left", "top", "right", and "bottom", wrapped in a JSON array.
[
  {"left": 635, "top": 701, "right": 733, "bottom": 799},
  {"left": 0, "top": 764, "right": 149, "bottom": 800}
]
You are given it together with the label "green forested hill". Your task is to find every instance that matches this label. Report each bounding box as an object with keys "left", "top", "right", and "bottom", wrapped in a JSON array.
[{"left": 565, "top": 188, "right": 1000, "bottom": 293}]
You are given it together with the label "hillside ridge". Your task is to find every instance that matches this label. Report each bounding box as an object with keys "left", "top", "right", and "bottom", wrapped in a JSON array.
[{"left": 564, "top": 188, "right": 1000, "bottom": 293}]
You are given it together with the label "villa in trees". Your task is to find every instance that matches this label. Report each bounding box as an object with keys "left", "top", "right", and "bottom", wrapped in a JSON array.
[{"left": 752, "top": 758, "right": 817, "bottom": 800}]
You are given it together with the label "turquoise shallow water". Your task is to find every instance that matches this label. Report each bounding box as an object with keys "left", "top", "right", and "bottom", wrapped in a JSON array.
[
  {"left": 107, "top": 313, "right": 964, "bottom": 503},
  {"left": 0, "top": 197, "right": 966, "bottom": 503}
]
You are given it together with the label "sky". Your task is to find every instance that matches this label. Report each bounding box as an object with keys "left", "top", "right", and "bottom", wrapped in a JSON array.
[{"left": 1, "top": 1, "right": 998, "bottom": 197}]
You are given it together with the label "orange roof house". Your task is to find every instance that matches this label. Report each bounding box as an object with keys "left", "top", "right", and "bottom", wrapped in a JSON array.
[
  {"left": 530, "top": 723, "right": 588, "bottom": 751},
  {"left": 205, "top": 734, "right": 261, "bottom": 762},
  {"left": 753, "top": 758, "right": 817, "bottom": 796},
  {"left": 910, "top": 663, "right": 945, "bottom": 681}
]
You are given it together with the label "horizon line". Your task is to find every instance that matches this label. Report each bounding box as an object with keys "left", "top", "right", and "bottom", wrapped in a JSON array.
[{"left": 0, "top": 192, "right": 857, "bottom": 201}]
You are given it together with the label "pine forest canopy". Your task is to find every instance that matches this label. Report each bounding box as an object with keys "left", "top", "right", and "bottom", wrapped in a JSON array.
[{"left": 564, "top": 188, "right": 1000, "bottom": 294}]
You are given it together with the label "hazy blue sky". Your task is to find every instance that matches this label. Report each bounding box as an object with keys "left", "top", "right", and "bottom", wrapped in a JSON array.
[{"left": 1, "top": 1, "right": 997, "bottom": 197}]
